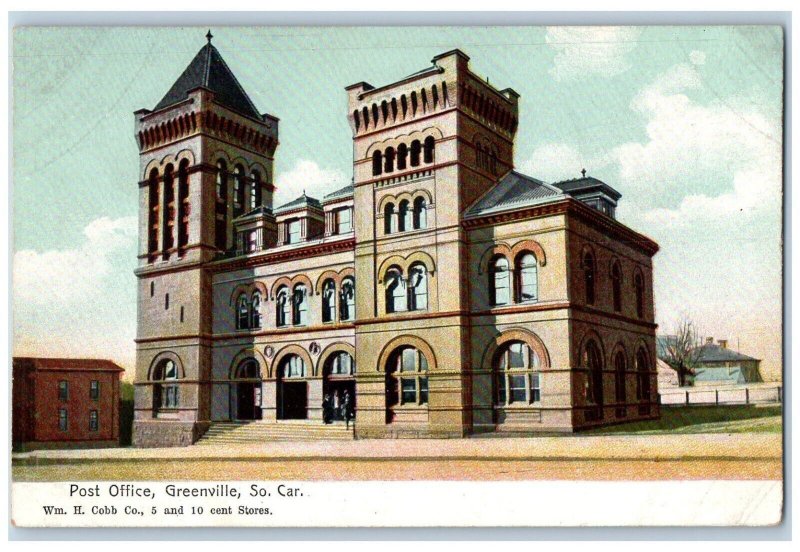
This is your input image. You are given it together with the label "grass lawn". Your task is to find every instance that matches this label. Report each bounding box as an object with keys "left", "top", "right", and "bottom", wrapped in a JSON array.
[{"left": 586, "top": 405, "right": 782, "bottom": 435}]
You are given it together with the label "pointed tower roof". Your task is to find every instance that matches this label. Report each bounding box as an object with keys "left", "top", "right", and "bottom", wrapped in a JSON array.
[{"left": 154, "top": 32, "right": 262, "bottom": 120}]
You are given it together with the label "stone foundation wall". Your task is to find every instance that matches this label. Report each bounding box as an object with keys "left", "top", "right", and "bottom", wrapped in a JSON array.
[{"left": 133, "top": 420, "right": 210, "bottom": 447}]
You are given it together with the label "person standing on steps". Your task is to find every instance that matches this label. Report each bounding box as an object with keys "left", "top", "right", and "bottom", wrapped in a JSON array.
[
  {"left": 342, "top": 389, "right": 353, "bottom": 429},
  {"left": 322, "top": 393, "right": 333, "bottom": 425}
]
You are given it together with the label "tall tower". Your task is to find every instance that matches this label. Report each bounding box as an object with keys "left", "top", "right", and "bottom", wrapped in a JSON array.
[
  {"left": 346, "top": 50, "right": 519, "bottom": 437},
  {"left": 132, "top": 33, "right": 279, "bottom": 447}
]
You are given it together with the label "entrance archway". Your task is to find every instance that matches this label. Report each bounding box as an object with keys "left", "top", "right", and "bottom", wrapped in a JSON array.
[
  {"left": 231, "top": 359, "right": 262, "bottom": 420},
  {"left": 322, "top": 351, "right": 356, "bottom": 422},
  {"left": 277, "top": 354, "right": 309, "bottom": 420}
]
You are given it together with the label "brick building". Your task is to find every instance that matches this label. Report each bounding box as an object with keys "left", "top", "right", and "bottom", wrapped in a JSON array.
[
  {"left": 12, "top": 358, "right": 125, "bottom": 451},
  {"left": 133, "top": 36, "right": 660, "bottom": 447}
]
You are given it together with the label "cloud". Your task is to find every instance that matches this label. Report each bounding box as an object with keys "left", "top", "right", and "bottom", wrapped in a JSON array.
[
  {"left": 13, "top": 216, "right": 137, "bottom": 305},
  {"left": 611, "top": 62, "right": 782, "bottom": 221},
  {"left": 546, "top": 26, "right": 642, "bottom": 81},
  {"left": 520, "top": 143, "right": 586, "bottom": 183},
  {"left": 274, "top": 159, "right": 349, "bottom": 206}
]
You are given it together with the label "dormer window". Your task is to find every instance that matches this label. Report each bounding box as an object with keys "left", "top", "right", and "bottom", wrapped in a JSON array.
[
  {"left": 336, "top": 208, "right": 352, "bottom": 234},
  {"left": 287, "top": 219, "right": 301, "bottom": 244}
]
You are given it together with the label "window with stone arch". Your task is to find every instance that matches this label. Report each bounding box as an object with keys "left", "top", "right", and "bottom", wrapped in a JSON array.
[
  {"left": 582, "top": 339, "right": 604, "bottom": 406},
  {"left": 636, "top": 347, "right": 651, "bottom": 401},
  {"left": 397, "top": 143, "right": 408, "bottom": 170},
  {"left": 413, "top": 196, "right": 427, "bottom": 229},
  {"left": 611, "top": 261, "right": 623, "bottom": 313},
  {"left": 384, "top": 202, "right": 397, "bottom": 234},
  {"left": 215, "top": 160, "right": 228, "bottom": 251},
  {"left": 280, "top": 354, "right": 307, "bottom": 379},
  {"left": 250, "top": 170, "right": 262, "bottom": 211},
  {"left": 233, "top": 164, "right": 245, "bottom": 217},
  {"left": 410, "top": 139, "right": 421, "bottom": 167},
  {"left": 516, "top": 252, "right": 538, "bottom": 303},
  {"left": 490, "top": 255, "right": 511, "bottom": 306},
  {"left": 494, "top": 341, "right": 542, "bottom": 406},
  {"left": 423, "top": 136, "right": 435, "bottom": 164},
  {"left": 398, "top": 199, "right": 412, "bottom": 232},
  {"left": 385, "top": 267, "right": 406, "bottom": 313},
  {"left": 151, "top": 358, "right": 180, "bottom": 412},
  {"left": 236, "top": 358, "right": 260, "bottom": 380},
  {"left": 326, "top": 351, "right": 355, "bottom": 376},
  {"left": 386, "top": 346, "right": 429, "bottom": 408},
  {"left": 339, "top": 277, "right": 355, "bottom": 321},
  {"left": 372, "top": 150, "right": 383, "bottom": 176},
  {"left": 292, "top": 284, "right": 309, "bottom": 326},
  {"left": 384, "top": 146, "right": 395, "bottom": 173},
  {"left": 407, "top": 263, "right": 428, "bottom": 311},
  {"left": 147, "top": 167, "right": 160, "bottom": 258},
  {"left": 236, "top": 293, "right": 249, "bottom": 330},
  {"left": 275, "top": 286, "right": 290, "bottom": 327},
  {"left": 582, "top": 250, "right": 596, "bottom": 306},
  {"left": 634, "top": 270, "right": 645, "bottom": 319},
  {"left": 322, "top": 279, "right": 336, "bottom": 323},
  {"left": 250, "top": 291, "right": 262, "bottom": 330},
  {"left": 614, "top": 349, "right": 627, "bottom": 403}
]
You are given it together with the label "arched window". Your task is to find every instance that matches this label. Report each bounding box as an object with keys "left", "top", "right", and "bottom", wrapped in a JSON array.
[
  {"left": 381, "top": 100, "right": 389, "bottom": 123},
  {"left": 476, "top": 142, "right": 485, "bottom": 170},
  {"left": 236, "top": 293, "right": 249, "bottom": 330},
  {"left": 371, "top": 104, "right": 379, "bottom": 127},
  {"left": 583, "top": 251, "right": 596, "bottom": 305},
  {"left": 322, "top": 279, "right": 336, "bottom": 323},
  {"left": 410, "top": 91, "right": 418, "bottom": 114},
  {"left": 398, "top": 199, "right": 412, "bottom": 232},
  {"left": 386, "top": 346, "right": 429, "bottom": 408},
  {"left": 410, "top": 140, "right": 421, "bottom": 167},
  {"left": 385, "top": 268, "right": 406, "bottom": 313},
  {"left": 276, "top": 286, "right": 290, "bottom": 327},
  {"left": 327, "top": 352, "right": 355, "bottom": 376},
  {"left": 215, "top": 160, "right": 228, "bottom": 251},
  {"left": 516, "top": 253, "right": 538, "bottom": 303},
  {"left": 362, "top": 106, "right": 370, "bottom": 130},
  {"left": 397, "top": 143, "right": 408, "bottom": 170},
  {"left": 353, "top": 109, "right": 361, "bottom": 132},
  {"left": 400, "top": 95, "right": 408, "bottom": 118},
  {"left": 147, "top": 168, "right": 159, "bottom": 257},
  {"left": 152, "top": 359, "right": 179, "bottom": 412},
  {"left": 177, "top": 160, "right": 190, "bottom": 251},
  {"left": 490, "top": 256, "right": 510, "bottom": 306},
  {"left": 237, "top": 358, "right": 260, "bottom": 379},
  {"left": 408, "top": 264, "right": 428, "bottom": 311},
  {"left": 582, "top": 340, "right": 604, "bottom": 406},
  {"left": 423, "top": 136, "right": 435, "bottom": 164},
  {"left": 634, "top": 271, "right": 645, "bottom": 319},
  {"left": 413, "top": 196, "right": 427, "bottom": 229},
  {"left": 251, "top": 170, "right": 262, "bottom": 210},
  {"left": 281, "top": 354, "right": 306, "bottom": 379},
  {"left": 384, "top": 147, "right": 395, "bottom": 173},
  {"left": 384, "top": 203, "right": 397, "bottom": 234},
  {"left": 340, "top": 277, "right": 355, "bottom": 321},
  {"left": 233, "top": 164, "right": 245, "bottom": 217},
  {"left": 162, "top": 164, "right": 175, "bottom": 254},
  {"left": 614, "top": 350, "right": 626, "bottom": 403},
  {"left": 495, "top": 341, "right": 542, "bottom": 406},
  {"left": 636, "top": 348, "right": 651, "bottom": 402},
  {"left": 372, "top": 150, "right": 383, "bottom": 176},
  {"left": 292, "top": 284, "right": 309, "bottom": 326},
  {"left": 250, "top": 291, "right": 262, "bottom": 330},
  {"left": 611, "top": 261, "right": 622, "bottom": 312}
]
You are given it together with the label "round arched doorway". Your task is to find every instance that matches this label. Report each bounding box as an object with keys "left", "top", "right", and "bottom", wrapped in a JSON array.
[
  {"left": 277, "top": 354, "right": 309, "bottom": 420},
  {"left": 232, "top": 359, "right": 262, "bottom": 420},
  {"left": 323, "top": 351, "right": 356, "bottom": 422}
]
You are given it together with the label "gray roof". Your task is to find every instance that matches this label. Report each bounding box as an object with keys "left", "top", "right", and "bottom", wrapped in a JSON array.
[
  {"left": 552, "top": 176, "right": 622, "bottom": 201},
  {"left": 465, "top": 170, "right": 564, "bottom": 217},
  {"left": 694, "top": 343, "right": 759, "bottom": 363},
  {"left": 274, "top": 193, "right": 322, "bottom": 215},
  {"left": 237, "top": 205, "right": 274, "bottom": 220},
  {"left": 155, "top": 39, "right": 262, "bottom": 120},
  {"left": 323, "top": 184, "right": 354, "bottom": 202}
]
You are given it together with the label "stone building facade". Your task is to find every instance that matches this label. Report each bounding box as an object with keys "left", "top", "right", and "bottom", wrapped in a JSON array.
[{"left": 133, "top": 37, "right": 660, "bottom": 447}]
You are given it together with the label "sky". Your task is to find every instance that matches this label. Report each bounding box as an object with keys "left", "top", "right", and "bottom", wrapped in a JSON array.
[{"left": 11, "top": 26, "right": 784, "bottom": 380}]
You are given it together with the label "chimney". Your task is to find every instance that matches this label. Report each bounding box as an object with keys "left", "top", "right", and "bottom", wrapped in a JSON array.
[
  {"left": 718, "top": 339, "right": 728, "bottom": 349},
  {"left": 706, "top": 337, "right": 714, "bottom": 345}
]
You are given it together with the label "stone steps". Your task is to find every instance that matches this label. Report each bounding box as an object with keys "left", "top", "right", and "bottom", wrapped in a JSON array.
[{"left": 196, "top": 421, "right": 355, "bottom": 445}]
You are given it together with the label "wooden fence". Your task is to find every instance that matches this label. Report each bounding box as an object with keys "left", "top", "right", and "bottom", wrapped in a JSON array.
[{"left": 660, "top": 384, "right": 782, "bottom": 407}]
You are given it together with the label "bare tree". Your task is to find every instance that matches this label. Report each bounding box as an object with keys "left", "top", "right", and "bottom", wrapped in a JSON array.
[{"left": 663, "top": 315, "right": 704, "bottom": 387}]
